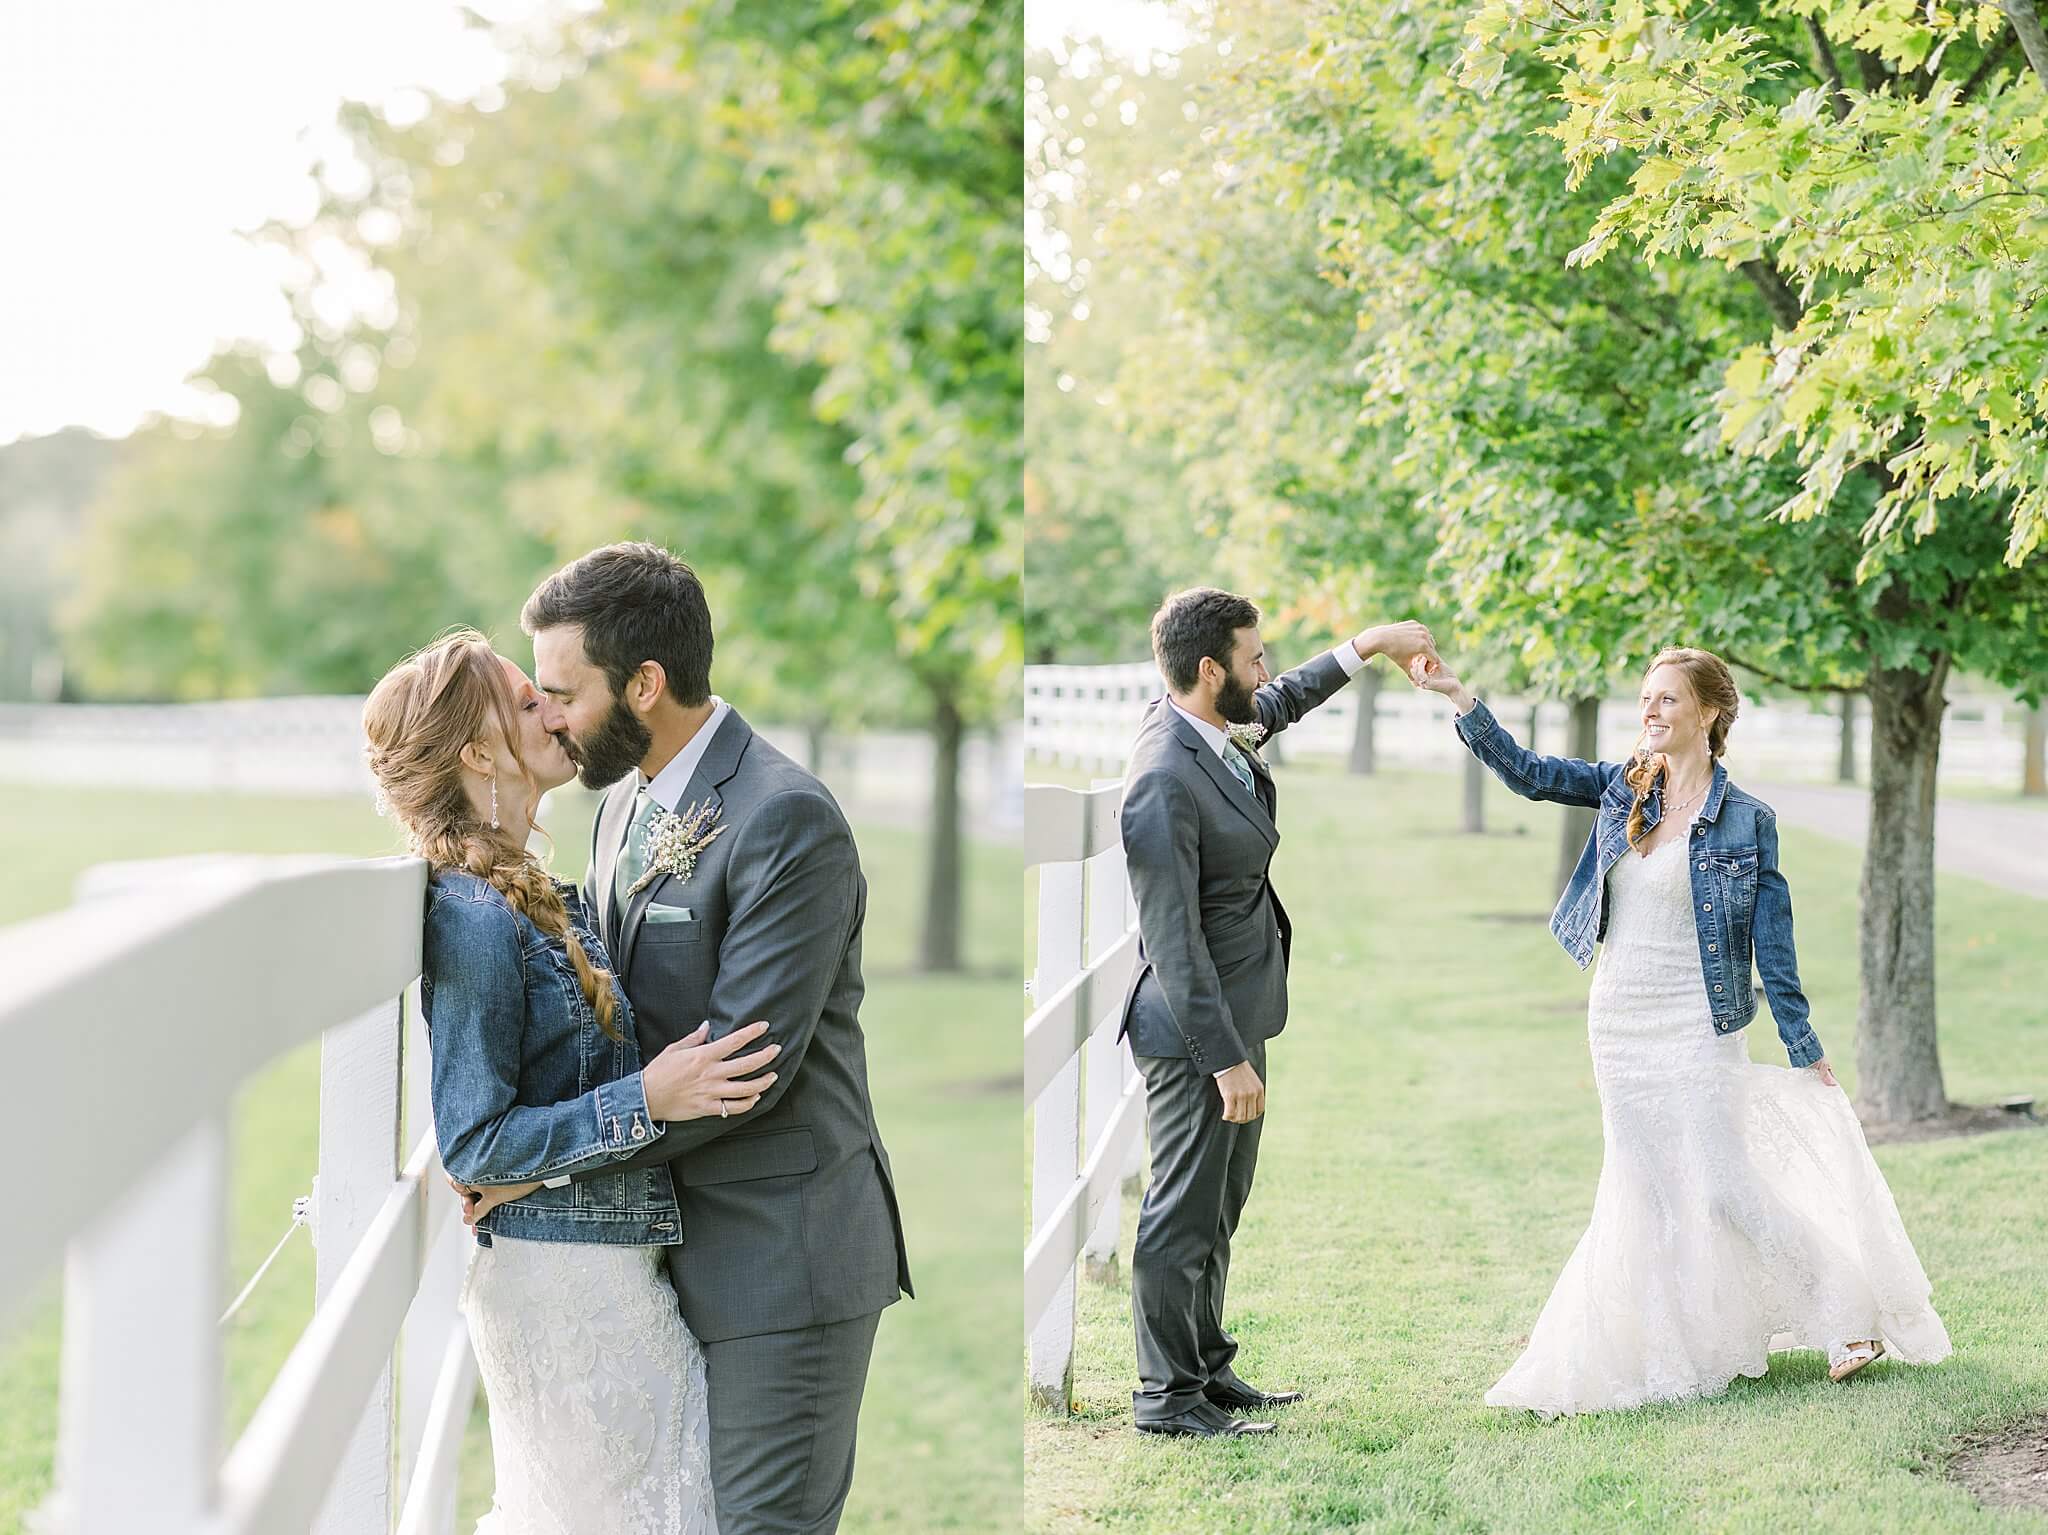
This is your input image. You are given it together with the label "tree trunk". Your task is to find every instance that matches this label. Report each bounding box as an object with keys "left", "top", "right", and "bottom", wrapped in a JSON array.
[
  {"left": 1347, "top": 665, "right": 1380, "bottom": 775},
  {"left": 1462, "top": 748, "right": 1485, "bottom": 833},
  {"left": 919, "top": 687, "right": 965, "bottom": 973},
  {"left": 1855, "top": 660, "right": 1951, "bottom": 1124},
  {"left": 1837, "top": 693, "right": 1858, "bottom": 784},
  {"left": 1557, "top": 697, "right": 1600, "bottom": 892},
  {"left": 805, "top": 715, "right": 830, "bottom": 777},
  {"left": 2024, "top": 702, "right": 2046, "bottom": 797},
  {"left": 1525, "top": 702, "right": 1541, "bottom": 756}
]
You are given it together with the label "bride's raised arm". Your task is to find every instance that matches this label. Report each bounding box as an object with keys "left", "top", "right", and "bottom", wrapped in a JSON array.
[{"left": 1415, "top": 652, "right": 1623, "bottom": 810}]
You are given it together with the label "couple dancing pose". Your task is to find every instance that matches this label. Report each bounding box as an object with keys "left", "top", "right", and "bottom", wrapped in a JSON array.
[
  {"left": 1116, "top": 586, "right": 1950, "bottom": 1436},
  {"left": 362, "top": 542, "right": 912, "bottom": 1533}
]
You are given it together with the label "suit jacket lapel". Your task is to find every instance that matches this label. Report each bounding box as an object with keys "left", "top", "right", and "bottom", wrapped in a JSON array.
[
  {"left": 1163, "top": 702, "right": 1280, "bottom": 848},
  {"left": 616, "top": 709, "right": 754, "bottom": 981}
]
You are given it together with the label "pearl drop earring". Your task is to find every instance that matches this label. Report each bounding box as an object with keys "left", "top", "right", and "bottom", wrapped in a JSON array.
[{"left": 490, "top": 777, "right": 500, "bottom": 831}]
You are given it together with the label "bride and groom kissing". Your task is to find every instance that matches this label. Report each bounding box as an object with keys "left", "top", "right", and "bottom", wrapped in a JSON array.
[
  {"left": 1115, "top": 585, "right": 1949, "bottom": 1439},
  {"left": 362, "top": 541, "right": 912, "bottom": 1533}
]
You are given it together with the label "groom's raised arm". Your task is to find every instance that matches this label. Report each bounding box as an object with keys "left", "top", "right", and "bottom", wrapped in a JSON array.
[
  {"left": 1251, "top": 646, "right": 1357, "bottom": 741},
  {"left": 1121, "top": 769, "right": 1249, "bottom": 1072}
]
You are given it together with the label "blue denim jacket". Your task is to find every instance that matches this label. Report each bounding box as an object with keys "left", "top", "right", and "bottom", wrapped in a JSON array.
[
  {"left": 421, "top": 869, "right": 681, "bottom": 1247},
  {"left": 1453, "top": 698, "right": 1822, "bottom": 1066}
]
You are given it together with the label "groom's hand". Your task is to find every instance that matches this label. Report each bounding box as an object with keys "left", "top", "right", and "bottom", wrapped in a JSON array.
[
  {"left": 1352, "top": 620, "right": 1436, "bottom": 674},
  {"left": 1213, "top": 1061, "right": 1266, "bottom": 1123}
]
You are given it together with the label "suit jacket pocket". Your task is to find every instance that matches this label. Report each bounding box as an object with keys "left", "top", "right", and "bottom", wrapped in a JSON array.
[
  {"left": 1205, "top": 908, "right": 1270, "bottom": 970},
  {"left": 639, "top": 916, "right": 705, "bottom": 944},
  {"left": 677, "top": 1125, "right": 818, "bottom": 1186}
]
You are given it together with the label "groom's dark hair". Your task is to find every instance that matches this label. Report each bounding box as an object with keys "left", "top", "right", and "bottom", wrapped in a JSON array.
[
  {"left": 1151, "top": 587, "right": 1261, "bottom": 693},
  {"left": 521, "top": 542, "right": 714, "bottom": 707}
]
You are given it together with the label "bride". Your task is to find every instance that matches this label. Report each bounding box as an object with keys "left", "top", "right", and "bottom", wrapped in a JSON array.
[
  {"left": 1417, "top": 645, "right": 1950, "bottom": 1415},
  {"left": 364, "top": 630, "right": 779, "bottom": 1531}
]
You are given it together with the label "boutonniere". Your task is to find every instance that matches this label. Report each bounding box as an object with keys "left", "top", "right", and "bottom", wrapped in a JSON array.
[
  {"left": 1224, "top": 721, "right": 1268, "bottom": 759},
  {"left": 627, "top": 799, "right": 729, "bottom": 899}
]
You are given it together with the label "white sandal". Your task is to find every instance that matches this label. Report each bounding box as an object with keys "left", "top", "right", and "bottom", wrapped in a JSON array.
[{"left": 1828, "top": 1340, "right": 1885, "bottom": 1381}]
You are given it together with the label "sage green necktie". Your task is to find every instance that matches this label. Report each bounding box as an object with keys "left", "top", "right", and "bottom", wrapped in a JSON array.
[
  {"left": 613, "top": 789, "right": 661, "bottom": 915},
  {"left": 1221, "top": 741, "right": 1257, "bottom": 797}
]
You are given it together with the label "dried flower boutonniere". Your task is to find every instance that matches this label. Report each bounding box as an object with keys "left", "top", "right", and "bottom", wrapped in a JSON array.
[
  {"left": 626, "top": 799, "right": 729, "bottom": 899},
  {"left": 1224, "top": 720, "right": 1268, "bottom": 759}
]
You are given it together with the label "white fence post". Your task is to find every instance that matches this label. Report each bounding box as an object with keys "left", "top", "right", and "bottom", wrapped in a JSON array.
[
  {"left": 1024, "top": 781, "right": 1146, "bottom": 1416},
  {"left": 1028, "top": 860, "right": 1084, "bottom": 1412},
  {"left": 398, "top": 980, "right": 470, "bottom": 1535},
  {"left": 1081, "top": 779, "right": 1134, "bottom": 1284},
  {"left": 44, "top": 1117, "right": 228, "bottom": 1535},
  {"left": 313, "top": 992, "right": 406, "bottom": 1534}
]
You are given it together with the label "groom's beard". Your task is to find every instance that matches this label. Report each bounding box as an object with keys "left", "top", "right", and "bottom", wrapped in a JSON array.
[
  {"left": 572, "top": 693, "right": 654, "bottom": 790},
  {"left": 1215, "top": 673, "right": 1258, "bottom": 725}
]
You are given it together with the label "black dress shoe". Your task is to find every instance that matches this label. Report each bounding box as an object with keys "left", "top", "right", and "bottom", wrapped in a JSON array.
[
  {"left": 1207, "top": 1381, "right": 1306, "bottom": 1413},
  {"left": 1134, "top": 1401, "right": 1277, "bottom": 1438}
]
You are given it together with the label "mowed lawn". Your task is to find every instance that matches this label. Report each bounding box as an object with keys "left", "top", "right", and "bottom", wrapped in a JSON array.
[
  {"left": 0, "top": 780, "right": 1020, "bottom": 1535},
  {"left": 1025, "top": 761, "right": 2048, "bottom": 1534}
]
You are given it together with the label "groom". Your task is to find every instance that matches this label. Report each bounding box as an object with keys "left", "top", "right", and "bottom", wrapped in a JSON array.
[
  {"left": 523, "top": 542, "right": 912, "bottom": 1533},
  {"left": 1118, "top": 587, "right": 1431, "bottom": 1438}
]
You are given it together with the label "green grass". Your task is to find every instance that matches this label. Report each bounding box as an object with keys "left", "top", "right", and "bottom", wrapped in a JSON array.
[
  {"left": 0, "top": 784, "right": 1019, "bottom": 1535},
  {"left": 1025, "top": 762, "right": 2048, "bottom": 1534}
]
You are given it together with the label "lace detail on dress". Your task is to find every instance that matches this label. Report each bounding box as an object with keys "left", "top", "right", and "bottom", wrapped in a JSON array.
[
  {"left": 1486, "top": 824, "right": 1951, "bottom": 1416},
  {"left": 460, "top": 1238, "right": 717, "bottom": 1533}
]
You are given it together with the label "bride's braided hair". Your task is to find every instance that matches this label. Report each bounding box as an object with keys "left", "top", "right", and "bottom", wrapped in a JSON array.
[
  {"left": 363, "top": 629, "right": 622, "bottom": 1042},
  {"left": 1622, "top": 647, "right": 1740, "bottom": 850}
]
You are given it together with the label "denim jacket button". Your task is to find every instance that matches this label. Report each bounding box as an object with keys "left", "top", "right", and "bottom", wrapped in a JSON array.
[
  {"left": 1702, "top": 902, "right": 1711, "bottom": 911},
  {"left": 1714, "top": 983, "right": 1723, "bottom": 991},
  {"left": 1708, "top": 943, "right": 1718, "bottom": 953},
  {"left": 1697, "top": 861, "right": 1707, "bottom": 870}
]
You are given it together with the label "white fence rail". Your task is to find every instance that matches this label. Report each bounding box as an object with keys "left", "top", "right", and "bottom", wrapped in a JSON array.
[
  {"left": 2, "top": 853, "right": 479, "bottom": 1535},
  {"left": 1025, "top": 661, "right": 2035, "bottom": 785},
  {"left": 1024, "top": 780, "right": 1145, "bottom": 1413}
]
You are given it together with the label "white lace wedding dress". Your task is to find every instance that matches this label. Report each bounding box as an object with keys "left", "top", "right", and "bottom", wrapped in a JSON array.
[
  {"left": 1486, "top": 820, "right": 1951, "bottom": 1415},
  {"left": 460, "top": 1236, "right": 717, "bottom": 1533}
]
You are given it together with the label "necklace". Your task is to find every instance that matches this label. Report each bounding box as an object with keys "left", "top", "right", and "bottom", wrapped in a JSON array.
[{"left": 1660, "top": 773, "right": 1710, "bottom": 821}]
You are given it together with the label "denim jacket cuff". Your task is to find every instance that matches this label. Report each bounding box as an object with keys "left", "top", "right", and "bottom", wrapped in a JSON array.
[
  {"left": 1453, "top": 697, "right": 1496, "bottom": 745},
  {"left": 594, "top": 1071, "right": 663, "bottom": 1152},
  {"left": 1783, "top": 1031, "right": 1824, "bottom": 1068}
]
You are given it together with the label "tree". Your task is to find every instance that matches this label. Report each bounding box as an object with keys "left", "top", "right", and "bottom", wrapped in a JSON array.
[
  {"left": 64, "top": 4, "right": 1019, "bottom": 971},
  {"left": 1179, "top": 0, "right": 2048, "bottom": 1125},
  {"left": 1452, "top": 0, "right": 2048, "bottom": 1121},
  {"left": 0, "top": 428, "right": 118, "bottom": 700}
]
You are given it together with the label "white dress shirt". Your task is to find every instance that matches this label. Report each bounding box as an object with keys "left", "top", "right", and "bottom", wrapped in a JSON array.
[{"left": 638, "top": 695, "right": 731, "bottom": 813}]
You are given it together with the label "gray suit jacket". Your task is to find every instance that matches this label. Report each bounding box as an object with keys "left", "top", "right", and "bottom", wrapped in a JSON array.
[
  {"left": 573, "top": 708, "right": 911, "bottom": 1343},
  {"left": 1116, "top": 650, "right": 1354, "bottom": 1069}
]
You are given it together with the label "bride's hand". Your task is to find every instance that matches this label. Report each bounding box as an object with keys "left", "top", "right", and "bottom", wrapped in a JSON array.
[
  {"left": 459, "top": 1179, "right": 543, "bottom": 1226},
  {"left": 642, "top": 1019, "right": 781, "bottom": 1121},
  {"left": 1410, "top": 647, "right": 1473, "bottom": 704},
  {"left": 1810, "top": 1057, "right": 1839, "bottom": 1088}
]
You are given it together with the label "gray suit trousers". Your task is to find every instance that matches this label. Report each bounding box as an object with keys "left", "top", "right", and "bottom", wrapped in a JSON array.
[
  {"left": 698, "top": 1308, "right": 884, "bottom": 1534},
  {"left": 1130, "top": 1039, "right": 1266, "bottom": 1420}
]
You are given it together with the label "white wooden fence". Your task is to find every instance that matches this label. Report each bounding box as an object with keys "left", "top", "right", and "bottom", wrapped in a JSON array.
[
  {"left": 1023, "top": 780, "right": 1146, "bottom": 1413},
  {"left": 1, "top": 852, "right": 480, "bottom": 1535},
  {"left": 1024, "top": 661, "right": 2036, "bottom": 785}
]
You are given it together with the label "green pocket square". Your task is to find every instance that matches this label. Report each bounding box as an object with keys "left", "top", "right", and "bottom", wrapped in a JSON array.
[{"left": 644, "top": 904, "right": 695, "bottom": 924}]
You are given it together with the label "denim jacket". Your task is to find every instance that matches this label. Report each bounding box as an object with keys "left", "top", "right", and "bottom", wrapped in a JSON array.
[
  {"left": 1453, "top": 698, "right": 1822, "bottom": 1066},
  {"left": 421, "top": 869, "right": 682, "bottom": 1247}
]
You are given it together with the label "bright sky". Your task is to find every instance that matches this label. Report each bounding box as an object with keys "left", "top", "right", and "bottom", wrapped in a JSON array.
[
  {"left": 0, "top": 0, "right": 567, "bottom": 446},
  {"left": 1026, "top": 0, "right": 1191, "bottom": 58}
]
